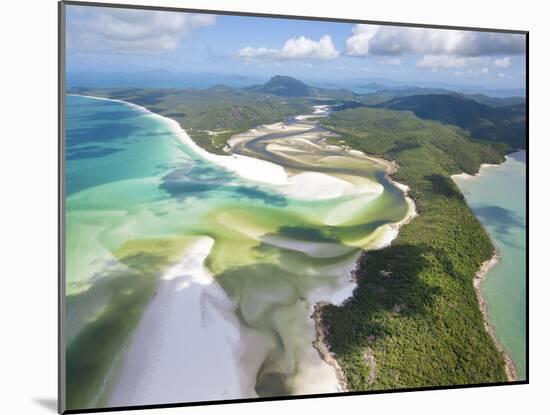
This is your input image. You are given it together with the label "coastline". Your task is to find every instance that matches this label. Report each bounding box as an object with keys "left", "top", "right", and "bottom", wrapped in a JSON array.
[
  {"left": 159, "top": 100, "right": 416, "bottom": 393},
  {"left": 68, "top": 93, "right": 419, "bottom": 398},
  {"left": 451, "top": 156, "right": 512, "bottom": 181},
  {"left": 310, "top": 156, "right": 418, "bottom": 391},
  {"left": 69, "top": 94, "right": 382, "bottom": 202},
  {"left": 312, "top": 301, "right": 348, "bottom": 392},
  {"left": 316, "top": 151, "right": 519, "bottom": 389},
  {"left": 474, "top": 251, "right": 519, "bottom": 381},
  {"left": 224, "top": 104, "right": 419, "bottom": 391},
  {"left": 154, "top": 94, "right": 418, "bottom": 393},
  {"left": 451, "top": 152, "right": 523, "bottom": 381},
  {"left": 451, "top": 153, "right": 525, "bottom": 382}
]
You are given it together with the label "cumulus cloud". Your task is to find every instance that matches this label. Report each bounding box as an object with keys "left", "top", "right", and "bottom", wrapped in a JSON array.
[
  {"left": 237, "top": 35, "right": 339, "bottom": 62},
  {"left": 68, "top": 7, "right": 216, "bottom": 54},
  {"left": 346, "top": 25, "right": 380, "bottom": 56},
  {"left": 280, "top": 35, "right": 339, "bottom": 60},
  {"left": 493, "top": 56, "right": 512, "bottom": 68},
  {"left": 346, "top": 24, "right": 525, "bottom": 58},
  {"left": 346, "top": 24, "right": 524, "bottom": 74}
]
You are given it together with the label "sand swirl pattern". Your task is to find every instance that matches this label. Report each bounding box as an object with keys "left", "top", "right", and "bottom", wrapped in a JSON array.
[{"left": 65, "top": 95, "right": 412, "bottom": 409}]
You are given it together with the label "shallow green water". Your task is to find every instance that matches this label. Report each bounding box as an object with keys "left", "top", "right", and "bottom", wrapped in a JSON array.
[
  {"left": 453, "top": 151, "right": 526, "bottom": 379},
  {"left": 64, "top": 95, "right": 409, "bottom": 409}
]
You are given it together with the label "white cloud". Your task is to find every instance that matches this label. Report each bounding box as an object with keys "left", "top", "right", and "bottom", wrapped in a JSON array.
[
  {"left": 238, "top": 35, "right": 339, "bottom": 62},
  {"left": 493, "top": 56, "right": 512, "bottom": 68},
  {"left": 346, "top": 25, "right": 380, "bottom": 56},
  {"left": 237, "top": 46, "right": 279, "bottom": 61},
  {"left": 280, "top": 35, "right": 339, "bottom": 60},
  {"left": 346, "top": 24, "right": 525, "bottom": 58},
  {"left": 417, "top": 55, "right": 489, "bottom": 69},
  {"left": 68, "top": 7, "right": 216, "bottom": 54}
]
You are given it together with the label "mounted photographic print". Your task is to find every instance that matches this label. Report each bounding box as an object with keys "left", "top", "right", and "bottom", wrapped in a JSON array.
[{"left": 59, "top": 1, "right": 528, "bottom": 413}]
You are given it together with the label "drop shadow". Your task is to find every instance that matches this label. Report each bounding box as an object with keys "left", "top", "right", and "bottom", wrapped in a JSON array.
[{"left": 34, "top": 398, "right": 57, "bottom": 413}]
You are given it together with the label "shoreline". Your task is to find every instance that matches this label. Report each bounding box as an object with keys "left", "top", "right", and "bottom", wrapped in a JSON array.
[
  {"left": 160, "top": 95, "right": 418, "bottom": 393},
  {"left": 69, "top": 93, "right": 419, "bottom": 397},
  {"left": 451, "top": 152, "right": 519, "bottom": 181},
  {"left": 315, "top": 149, "right": 521, "bottom": 388},
  {"left": 225, "top": 104, "right": 419, "bottom": 391},
  {"left": 451, "top": 163, "right": 500, "bottom": 180},
  {"left": 69, "top": 94, "right": 382, "bottom": 202},
  {"left": 473, "top": 251, "right": 519, "bottom": 382},
  {"left": 312, "top": 301, "right": 348, "bottom": 392},
  {"left": 310, "top": 155, "right": 418, "bottom": 391},
  {"left": 231, "top": 102, "right": 419, "bottom": 389},
  {"left": 452, "top": 152, "right": 522, "bottom": 382},
  {"left": 163, "top": 101, "right": 414, "bottom": 393}
]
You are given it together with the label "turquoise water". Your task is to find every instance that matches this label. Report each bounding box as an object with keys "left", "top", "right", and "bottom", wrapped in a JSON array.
[
  {"left": 453, "top": 151, "right": 526, "bottom": 379},
  {"left": 64, "top": 94, "right": 409, "bottom": 409}
]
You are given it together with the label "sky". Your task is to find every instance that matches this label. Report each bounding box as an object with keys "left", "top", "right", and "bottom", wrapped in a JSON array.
[{"left": 65, "top": 4, "right": 527, "bottom": 91}]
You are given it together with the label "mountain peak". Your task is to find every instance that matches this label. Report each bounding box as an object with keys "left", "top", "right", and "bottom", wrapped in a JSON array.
[
  {"left": 246, "top": 75, "right": 312, "bottom": 97},
  {"left": 270, "top": 75, "right": 298, "bottom": 81}
]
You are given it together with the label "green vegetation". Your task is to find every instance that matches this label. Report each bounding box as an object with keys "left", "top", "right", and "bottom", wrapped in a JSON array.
[
  {"left": 361, "top": 85, "right": 525, "bottom": 108},
  {"left": 319, "top": 107, "right": 510, "bottom": 390},
  {"left": 70, "top": 85, "right": 313, "bottom": 154},
  {"left": 245, "top": 75, "right": 314, "bottom": 97},
  {"left": 70, "top": 76, "right": 363, "bottom": 153},
  {"left": 245, "top": 74, "right": 356, "bottom": 99},
  {"left": 376, "top": 94, "right": 526, "bottom": 148},
  {"left": 71, "top": 77, "right": 525, "bottom": 152}
]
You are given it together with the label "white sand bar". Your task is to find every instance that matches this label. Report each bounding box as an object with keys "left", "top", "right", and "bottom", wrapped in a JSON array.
[{"left": 108, "top": 237, "right": 256, "bottom": 406}]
